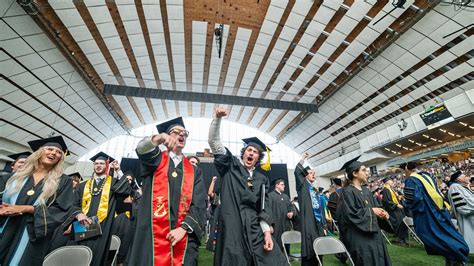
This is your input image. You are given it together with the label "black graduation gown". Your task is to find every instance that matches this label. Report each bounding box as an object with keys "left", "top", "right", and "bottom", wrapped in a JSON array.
[
  {"left": 0, "top": 174, "right": 73, "bottom": 265},
  {"left": 206, "top": 191, "right": 220, "bottom": 252},
  {"left": 68, "top": 175, "right": 131, "bottom": 266},
  {"left": 294, "top": 163, "right": 324, "bottom": 260},
  {"left": 213, "top": 148, "right": 287, "bottom": 266},
  {"left": 127, "top": 148, "right": 207, "bottom": 266},
  {"left": 0, "top": 173, "right": 14, "bottom": 203},
  {"left": 340, "top": 185, "right": 391, "bottom": 266},
  {"left": 267, "top": 190, "right": 294, "bottom": 249},
  {"left": 381, "top": 187, "right": 408, "bottom": 240}
]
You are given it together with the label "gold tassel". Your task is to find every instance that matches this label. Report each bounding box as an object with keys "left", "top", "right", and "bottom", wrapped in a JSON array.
[{"left": 261, "top": 147, "right": 271, "bottom": 171}]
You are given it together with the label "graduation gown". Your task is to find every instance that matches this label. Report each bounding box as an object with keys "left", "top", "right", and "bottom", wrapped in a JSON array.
[
  {"left": 381, "top": 187, "right": 408, "bottom": 240},
  {"left": 267, "top": 190, "right": 294, "bottom": 250},
  {"left": 69, "top": 175, "right": 131, "bottom": 266},
  {"left": 294, "top": 163, "right": 325, "bottom": 260},
  {"left": 0, "top": 173, "right": 14, "bottom": 203},
  {"left": 213, "top": 148, "right": 287, "bottom": 266},
  {"left": 127, "top": 148, "right": 207, "bottom": 266},
  {"left": 340, "top": 185, "right": 391, "bottom": 266},
  {"left": 447, "top": 183, "right": 474, "bottom": 253},
  {"left": 0, "top": 174, "right": 73, "bottom": 265},
  {"left": 404, "top": 174, "right": 469, "bottom": 262}
]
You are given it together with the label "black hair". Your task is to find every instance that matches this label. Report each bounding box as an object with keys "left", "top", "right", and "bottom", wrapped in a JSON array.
[
  {"left": 240, "top": 145, "right": 265, "bottom": 164},
  {"left": 187, "top": 155, "right": 200, "bottom": 164},
  {"left": 274, "top": 179, "right": 285, "bottom": 186},
  {"left": 343, "top": 165, "right": 363, "bottom": 187}
]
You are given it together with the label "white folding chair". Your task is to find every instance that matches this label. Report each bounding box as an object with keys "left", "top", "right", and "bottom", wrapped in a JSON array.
[
  {"left": 403, "top": 217, "right": 423, "bottom": 245},
  {"left": 43, "top": 246, "right": 93, "bottom": 266},
  {"left": 281, "top": 231, "right": 302, "bottom": 264},
  {"left": 380, "top": 230, "right": 392, "bottom": 245},
  {"left": 313, "top": 237, "right": 354, "bottom": 266},
  {"left": 110, "top": 235, "right": 121, "bottom": 266}
]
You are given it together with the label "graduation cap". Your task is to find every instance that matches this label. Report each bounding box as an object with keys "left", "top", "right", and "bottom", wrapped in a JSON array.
[
  {"left": 332, "top": 178, "right": 342, "bottom": 186},
  {"left": 28, "top": 136, "right": 68, "bottom": 154},
  {"left": 318, "top": 187, "right": 324, "bottom": 193},
  {"left": 156, "top": 117, "right": 185, "bottom": 134},
  {"left": 450, "top": 171, "right": 463, "bottom": 183},
  {"left": 381, "top": 176, "right": 393, "bottom": 183},
  {"left": 90, "top": 151, "right": 115, "bottom": 162},
  {"left": 398, "top": 161, "right": 417, "bottom": 171},
  {"left": 242, "top": 137, "right": 271, "bottom": 171},
  {"left": 302, "top": 166, "right": 313, "bottom": 177},
  {"left": 340, "top": 156, "right": 362, "bottom": 177},
  {"left": 7, "top": 151, "right": 32, "bottom": 161},
  {"left": 68, "top": 172, "right": 83, "bottom": 181}
]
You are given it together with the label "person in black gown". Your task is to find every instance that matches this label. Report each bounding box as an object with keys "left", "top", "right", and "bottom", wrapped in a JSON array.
[
  {"left": 268, "top": 179, "right": 295, "bottom": 255},
  {"left": 0, "top": 151, "right": 31, "bottom": 203},
  {"left": 208, "top": 107, "right": 287, "bottom": 266},
  {"left": 294, "top": 152, "right": 326, "bottom": 266},
  {"left": 206, "top": 175, "right": 221, "bottom": 252},
  {"left": 0, "top": 136, "right": 74, "bottom": 266},
  {"left": 339, "top": 157, "right": 391, "bottom": 266},
  {"left": 128, "top": 117, "right": 207, "bottom": 265},
  {"left": 66, "top": 152, "right": 131, "bottom": 266},
  {"left": 381, "top": 176, "right": 408, "bottom": 245}
]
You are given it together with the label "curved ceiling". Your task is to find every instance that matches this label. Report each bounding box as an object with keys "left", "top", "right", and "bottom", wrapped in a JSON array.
[{"left": 1, "top": 0, "right": 472, "bottom": 165}]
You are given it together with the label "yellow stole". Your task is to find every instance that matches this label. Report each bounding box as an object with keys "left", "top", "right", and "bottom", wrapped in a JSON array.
[
  {"left": 384, "top": 184, "right": 399, "bottom": 205},
  {"left": 411, "top": 173, "right": 450, "bottom": 210},
  {"left": 82, "top": 176, "right": 112, "bottom": 223}
]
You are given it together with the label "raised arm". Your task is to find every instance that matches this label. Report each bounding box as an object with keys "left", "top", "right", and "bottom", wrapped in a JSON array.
[{"left": 208, "top": 107, "right": 227, "bottom": 155}]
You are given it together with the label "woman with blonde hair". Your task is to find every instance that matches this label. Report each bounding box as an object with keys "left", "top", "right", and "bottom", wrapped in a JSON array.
[{"left": 0, "top": 136, "right": 74, "bottom": 265}]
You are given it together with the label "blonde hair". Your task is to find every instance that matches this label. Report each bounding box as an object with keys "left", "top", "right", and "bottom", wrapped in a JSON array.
[{"left": 5, "top": 146, "right": 65, "bottom": 205}]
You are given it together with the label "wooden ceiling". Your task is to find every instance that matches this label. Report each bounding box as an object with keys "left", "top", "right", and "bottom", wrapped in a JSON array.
[{"left": 1, "top": 0, "right": 472, "bottom": 165}]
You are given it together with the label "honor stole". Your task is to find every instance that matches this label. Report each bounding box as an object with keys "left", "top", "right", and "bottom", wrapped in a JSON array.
[
  {"left": 82, "top": 176, "right": 112, "bottom": 223},
  {"left": 152, "top": 151, "right": 195, "bottom": 266}
]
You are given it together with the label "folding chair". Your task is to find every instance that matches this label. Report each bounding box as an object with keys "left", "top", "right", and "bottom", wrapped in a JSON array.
[
  {"left": 281, "top": 231, "right": 302, "bottom": 264},
  {"left": 380, "top": 230, "right": 392, "bottom": 245},
  {"left": 110, "top": 235, "right": 122, "bottom": 266},
  {"left": 403, "top": 217, "right": 423, "bottom": 245},
  {"left": 451, "top": 218, "right": 459, "bottom": 231},
  {"left": 43, "top": 246, "right": 93, "bottom": 266},
  {"left": 313, "top": 237, "right": 355, "bottom": 266}
]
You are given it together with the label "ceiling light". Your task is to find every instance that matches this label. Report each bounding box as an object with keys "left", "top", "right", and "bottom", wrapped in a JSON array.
[
  {"left": 416, "top": 142, "right": 421, "bottom": 146},
  {"left": 422, "top": 144, "right": 427, "bottom": 147},
  {"left": 448, "top": 132, "right": 455, "bottom": 136},
  {"left": 470, "top": 126, "right": 474, "bottom": 129},
  {"left": 423, "top": 134, "right": 429, "bottom": 138},
  {"left": 430, "top": 138, "right": 437, "bottom": 141},
  {"left": 409, "top": 149, "right": 413, "bottom": 151},
  {"left": 459, "top": 122, "right": 467, "bottom": 126},
  {"left": 408, "top": 139, "right": 414, "bottom": 143},
  {"left": 403, "top": 147, "right": 408, "bottom": 150},
  {"left": 456, "top": 134, "right": 461, "bottom": 138},
  {"left": 396, "top": 144, "right": 401, "bottom": 147},
  {"left": 438, "top": 140, "right": 442, "bottom": 143}
]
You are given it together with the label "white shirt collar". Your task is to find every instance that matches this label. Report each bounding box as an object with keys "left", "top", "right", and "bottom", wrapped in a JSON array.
[
  {"left": 239, "top": 158, "right": 255, "bottom": 176},
  {"left": 169, "top": 151, "right": 183, "bottom": 166}
]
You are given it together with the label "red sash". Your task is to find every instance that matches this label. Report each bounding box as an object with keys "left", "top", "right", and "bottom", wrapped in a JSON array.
[{"left": 152, "top": 152, "right": 195, "bottom": 266}]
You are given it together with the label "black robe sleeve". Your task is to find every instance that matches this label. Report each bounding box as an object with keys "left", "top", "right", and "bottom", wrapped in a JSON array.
[
  {"left": 112, "top": 175, "right": 132, "bottom": 197},
  {"left": 25, "top": 175, "right": 74, "bottom": 241},
  {"left": 182, "top": 166, "right": 207, "bottom": 239},
  {"left": 294, "top": 162, "right": 306, "bottom": 192},
  {"left": 213, "top": 148, "right": 233, "bottom": 177},
  {"left": 136, "top": 146, "right": 162, "bottom": 179},
  {"left": 381, "top": 188, "right": 398, "bottom": 212},
  {"left": 342, "top": 187, "right": 378, "bottom": 233}
]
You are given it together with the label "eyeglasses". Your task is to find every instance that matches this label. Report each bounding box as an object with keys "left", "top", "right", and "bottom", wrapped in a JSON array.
[{"left": 169, "top": 128, "right": 189, "bottom": 137}]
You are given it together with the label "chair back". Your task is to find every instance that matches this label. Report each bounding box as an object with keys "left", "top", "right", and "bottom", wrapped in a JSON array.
[
  {"left": 403, "top": 217, "right": 414, "bottom": 226},
  {"left": 313, "top": 237, "right": 355, "bottom": 266},
  {"left": 110, "top": 235, "right": 121, "bottom": 266},
  {"left": 281, "top": 230, "right": 301, "bottom": 244},
  {"left": 43, "top": 246, "right": 93, "bottom": 266}
]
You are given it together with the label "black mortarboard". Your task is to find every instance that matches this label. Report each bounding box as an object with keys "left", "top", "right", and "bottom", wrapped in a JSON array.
[
  {"left": 332, "top": 178, "right": 342, "bottom": 186},
  {"left": 7, "top": 151, "right": 32, "bottom": 161},
  {"left": 381, "top": 176, "right": 392, "bottom": 183},
  {"left": 340, "top": 156, "right": 362, "bottom": 175},
  {"left": 68, "top": 172, "right": 83, "bottom": 181},
  {"left": 28, "top": 136, "right": 68, "bottom": 154},
  {"left": 399, "top": 161, "right": 417, "bottom": 170},
  {"left": 90, "top": 151, "right": 115, "bottom": 162},
  {"left": 242, "top": 137, "right": 271, "bottom": 152},
  {"left": 450, "top": 171, "right": 463, "bottom": 183},
  {"left": 302, "top": 166, "right": 312, "bottom": 176},
  {"left": 318, "top": 187, "right": 324, "bottom": 193},
  {"left": 156, "top": 117, "right": 185, "bottom": 134}
]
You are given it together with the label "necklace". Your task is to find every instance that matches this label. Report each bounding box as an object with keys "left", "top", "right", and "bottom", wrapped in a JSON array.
[
  {"left": 172, "top": 170, "right": 178, "bottom": 178},
  {"left": 90, "top": 177, "right": 108, "bottom": 196},
  {"left": 27, "top": 177, "right": 43, "bottom": 196}
]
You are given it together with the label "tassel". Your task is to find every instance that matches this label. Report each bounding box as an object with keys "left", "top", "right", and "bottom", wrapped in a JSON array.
[{"left": 261, "top": 147, "right": 271, "bottom": 171}]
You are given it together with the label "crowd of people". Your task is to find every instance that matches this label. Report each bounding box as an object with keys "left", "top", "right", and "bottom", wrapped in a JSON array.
[{"left": 0, "top": 107, "right": 472, "bottom": 266}]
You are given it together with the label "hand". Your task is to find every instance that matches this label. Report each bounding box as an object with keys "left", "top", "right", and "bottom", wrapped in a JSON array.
[
  {"left": 397, "top": 204, "right": 404, "bottom": 209},
  {"left": 372, "top": 207, "right": 387, "bottom": 219},
  {"left": 263, "top": 231, "right": 273, "bottom": 252},
  {"left": 76, "top": 213, "right": 92, "bottom": 226},
  {"left": 287, "top": 212, "right": 294, "bottom": 219},
  {"left": 212, "top": 176, "right": 218, "bottom": 182},
  {"left": 302, "top": 152, "right": 310, "bottom": 160},
  {"left": 63, "top": 225, "right": 72, "bottom": 235},
  {"left": 0, "top": 203, "right": 26, "bottom": 216},
  {"left": 111, "top": 160, "right": 120, "bottom": 171},
  {"left": 159, "top": 133, "right": 177, "bottom": 151},
  {"left": 214, "top": 107, "right": 228, "bottom": 118},
  {"left": 166, "top": 227, "right": 187, "bottom": 246}
]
